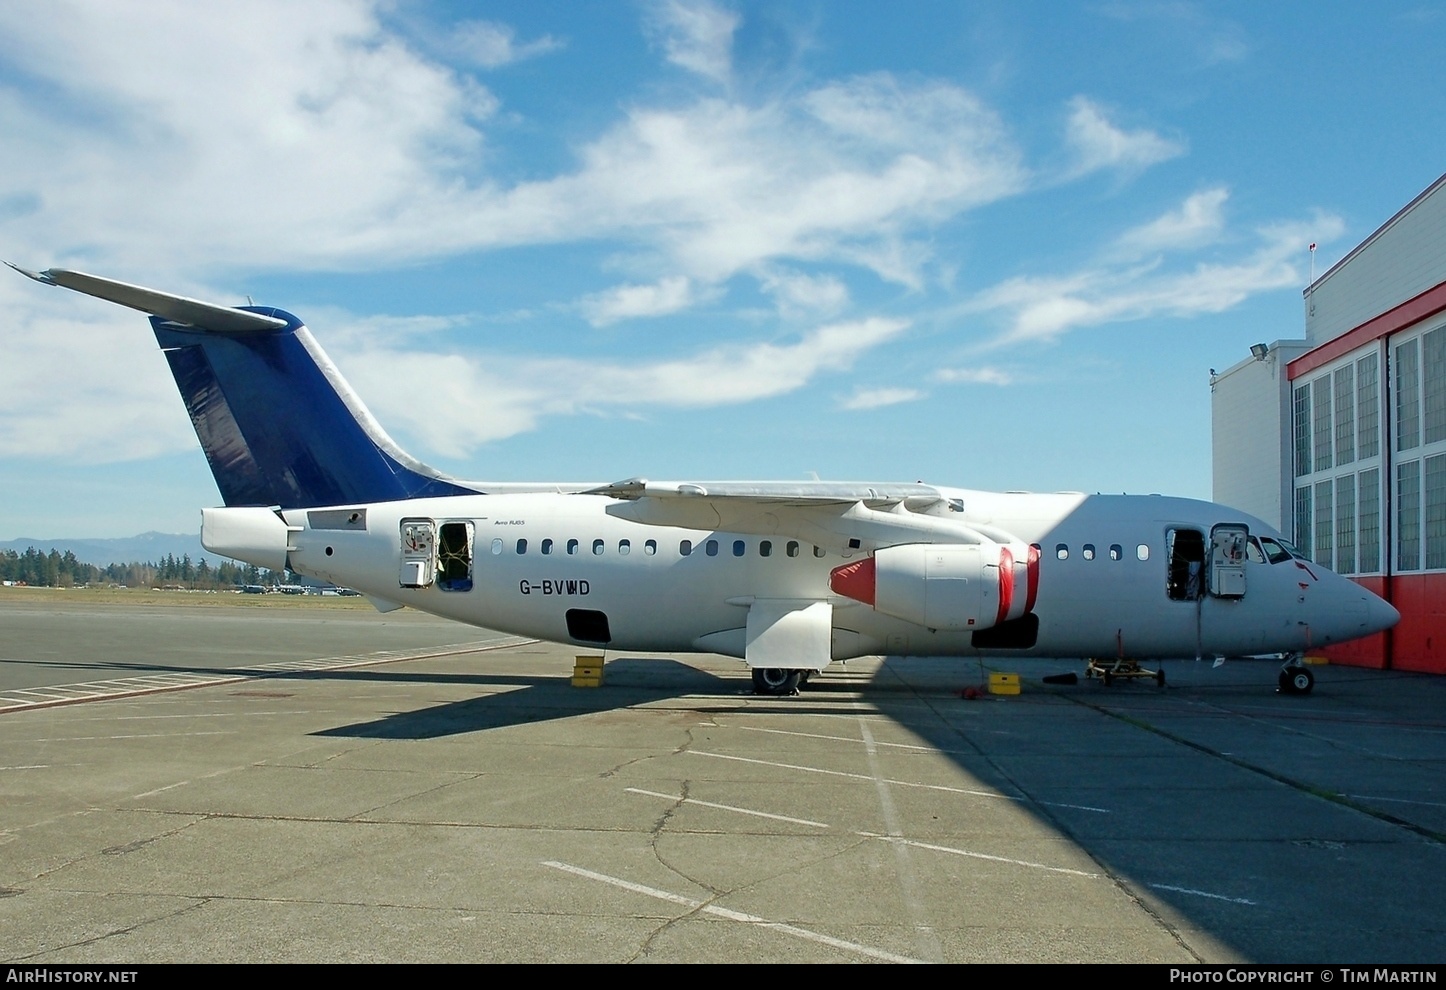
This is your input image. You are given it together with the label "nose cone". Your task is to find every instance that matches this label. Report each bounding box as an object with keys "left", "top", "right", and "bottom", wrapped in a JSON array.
[
  {"left": 1364, "top": 592, "right": 1401, "bottom": 636},
  {"left": 1312, "top": 576, "right": 1400, "bottom": 646}
]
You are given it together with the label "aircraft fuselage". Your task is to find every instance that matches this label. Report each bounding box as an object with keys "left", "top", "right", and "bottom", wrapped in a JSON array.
[{"left": 271, "top": 488, "right": 1392, "bottom": 664}]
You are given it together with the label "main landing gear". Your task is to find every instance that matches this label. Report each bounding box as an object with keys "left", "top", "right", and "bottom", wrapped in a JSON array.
[
  {"left": 751, "top": 668, "right": 810, "bottom": 696},
  {"left": 1277, "top": 657, "right": 1315, "bottom": 695}
]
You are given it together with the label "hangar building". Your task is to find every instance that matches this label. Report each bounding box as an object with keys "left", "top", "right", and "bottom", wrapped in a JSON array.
[{"left": 1213, "top": 172, "right": 1446, "bottom": 673}]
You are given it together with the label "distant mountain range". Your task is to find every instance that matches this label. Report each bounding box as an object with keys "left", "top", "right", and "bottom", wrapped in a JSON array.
[{"left": 0, "top": 532, "right": 218, "bottom": 568}]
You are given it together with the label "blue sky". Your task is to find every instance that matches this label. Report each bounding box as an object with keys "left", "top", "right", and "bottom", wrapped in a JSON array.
[{"left": 2, "top": 1, "right": 1444, "bottom": 539}]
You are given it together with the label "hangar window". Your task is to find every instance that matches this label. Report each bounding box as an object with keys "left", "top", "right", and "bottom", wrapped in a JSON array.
[
  {"left": 1294, "top": 486, "right": 1312, "bottom": 558},
  {"left": 1055, "top": 544, "right": 1068, "bottom": 560},
  {"left": 592, "top": 539, "right": 605, "bottom": 555},
  {"left": 1314, "top": 479, "right": 1334, "bottom": 570},
  {"left": 1313, "top": 376, "right": 1334, "bottom": 471},
  {"left": 680, "top": 539, "right": 693, "bottom": 556},
  {"left": 1398, "top": 339, "right": 1421, "bottom": 452},
  {"left": 490, "top": 538, "right": 503, "bottom": 556},
  {"left": 567, "top": 538, "right": 579, "bottom": 555},
  {"left": 644, "top": 540, "right": 657, "bottom": 556},
  {"left": 1398, "top": 460, "right": 1421, "bottom": 571},
  {"left": 1334, "top": 365, "right": 1356, "bottom": 466},
  {"left": 1166, "top": 528, "right": 1204, "bottom": 601},
  {"left": 618, "top": 539, "right": 631, "bottom": 556},
  {"left": 706, "top": 539, "right": 719, "bottom": 556},
  {"left": 787, "top": 541, "right": 800, "bottom": 557},
  {"left": 541, "top": 538, "right": 553, "bottom": 555},
  {"left": 759, "top": 540, "right": 772, "bottom": 557},
  {"left": 1336, "top": 474, "right": 1357, "bottom": 574},
  {"left": 1082, "top": 544, "right": 1095, "bottom": 561},
  {"left": 1427, "top": 327, "right": 1446, "bottom": 445},
  {"left": 1357, "top": 353, "right": 1381, "bottom": 459},
  {"left": 515, "top": 538, "right": 527, "bottom": 555},
  {"left": 1293, "top": 384, "right": 1312, "bottom": 477},
  {"left": 1109, "top": 544, "right": 1122, "bottom": 561},
  {"left": 1426, "top": 454, "right": 1446, "bottom": 570},
  {"left": 1360, "top": 468, "right": 1381, "bottom": 572}
]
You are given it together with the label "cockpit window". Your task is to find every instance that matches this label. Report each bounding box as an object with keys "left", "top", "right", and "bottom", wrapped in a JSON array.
[
  {"left": 1256, "top": 537, "right": 1294, "bottom": 564},
  {"left": 1245, "top": 538, "right": 1266, "bottom": 564}
]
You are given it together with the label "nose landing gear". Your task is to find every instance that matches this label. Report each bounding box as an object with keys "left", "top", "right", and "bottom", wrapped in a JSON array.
[{"left": 1277, "top": 657, "right": 1315, "bottom": 695}]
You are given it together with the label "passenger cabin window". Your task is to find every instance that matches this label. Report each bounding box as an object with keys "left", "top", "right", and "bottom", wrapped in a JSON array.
[
  {"left": 1056, "top": 544, "right": 1068, "bottom": 560},
  {"left": 541, "top": 538, "right": 553, "bottom": 555},
  {"left": 760, "top": 540, "right": 772, "bottom": 557},
  {"left": 644, "top": 540, "right": 657, "bottom": 555},
  {"left": 787, "top": 541, "right": 800, "bottom": 557},
  {"left": 592, "top": 539, "right": 605, "bottom": 555},
  {"left": 1137, "top": 544, "right": 1150, "bottom": 561},
  {"left": 733, "top": 540, "right": 746, "bottom": 557},
  {"left": 680, "top": 540, "right": 693, "bottom": 556},
  {"left": 813, "top": 546, "right": 826, "bottom": 558},
  {"left": 491, "top": 538, "right": 503, "bottom": 555},
  {"left": 1109, "top": 544, "right": 1122, "bottom": 561},
  {"left": 516, "top": 538, "right": 527, "bottom": 554},
  {"left": 567, "top": 538, "right": 579, "bottom": 555},
  {"left": 706, "top": 539, "right": 719, "bottom": 556},
  {"left": 1082, "top": 544, "right": 1095, "bottom": 561},
  {"left": 618, "top": 539, "right": 631, "bottom": 556}
]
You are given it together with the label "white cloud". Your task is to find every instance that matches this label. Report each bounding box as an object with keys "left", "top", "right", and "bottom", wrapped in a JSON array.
[
  {"left": 340, "top": 317, "right": 910, "bottom": 456},
  {"left": 581, "top": 277, "right": 697, "bottom": 326},
  {"left": 933, "top": 366, "right": 1015, "bottom": 386},
  {"left": 1064, "top": 96, "right": 1184, "bottom": 176},
  {"left": 972, "top": 212, "right": 1345, "bottom": 346},
  {"left": 758, "top": 268, "right": 850, "bottom": 319},
  {"left": 0, "top": 7, "right": 1026, "bottom": 292},
  {"left": 1113, "top": 187, "right": 1230, "bottom": 256},
  {"left": 840, "top": 387, "right": 924, "bottom": 411},
  {"left": 0, "top": 277, "right": 196, "bottom": 462},
  {"left": 447, "top": 20, "right": 562, "bottom": 68},
  {"left": 647, "top": 0, "right": 739, "bottom": 84}
]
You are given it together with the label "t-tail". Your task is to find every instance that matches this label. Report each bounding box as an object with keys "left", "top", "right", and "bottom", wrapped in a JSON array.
[{"left": 8, "top": 265, "right": 476, "bottom": 509}]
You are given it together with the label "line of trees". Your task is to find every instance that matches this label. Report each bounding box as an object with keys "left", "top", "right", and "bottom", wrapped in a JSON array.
[{"left": 0, "top": 548, "right": 276, "bottom": 589}]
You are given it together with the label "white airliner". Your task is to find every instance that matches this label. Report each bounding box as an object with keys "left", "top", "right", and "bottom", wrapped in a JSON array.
[{"left": 10, "top": 265, "right": 1400, "bottom": 695}]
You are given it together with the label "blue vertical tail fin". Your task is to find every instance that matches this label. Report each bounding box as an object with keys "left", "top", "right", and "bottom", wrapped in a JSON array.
[{"left": 10, "top": 266, "right": 477, "bottom": 509}]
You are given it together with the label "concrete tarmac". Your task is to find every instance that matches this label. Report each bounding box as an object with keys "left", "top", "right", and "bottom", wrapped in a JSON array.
[{"left": 1, "top": 595, "right": 1444, "bottom": 963}]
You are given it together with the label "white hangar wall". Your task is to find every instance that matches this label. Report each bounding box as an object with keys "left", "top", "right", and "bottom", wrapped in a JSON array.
[{"left": 1213, "top": 172, "right": 1446, "bottom": 673}]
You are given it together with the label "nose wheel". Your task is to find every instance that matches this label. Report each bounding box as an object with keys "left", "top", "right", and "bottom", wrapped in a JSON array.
[{"left": 1277, "top": 661, "right": 1315, "bottom": 695}]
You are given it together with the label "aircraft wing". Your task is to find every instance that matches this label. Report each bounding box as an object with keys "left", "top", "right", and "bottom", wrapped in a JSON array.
[
  {"left": 586, "top": 478, "right": 943, "bottom": 505},
  {"left": 590, "top": 478, "right": 996, "bottom": 552}
]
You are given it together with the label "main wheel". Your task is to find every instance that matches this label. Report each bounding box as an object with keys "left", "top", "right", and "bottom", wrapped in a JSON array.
[
  {"left": 1155, "top": 668, "right": 1166, "bottom": 687},
  {"left": 752, "top": 667, "right": 801, "bottom": 696}
]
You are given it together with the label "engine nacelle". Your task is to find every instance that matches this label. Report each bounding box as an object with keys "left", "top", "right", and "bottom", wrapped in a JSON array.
[{"left": 830, "top": 541, "right": 1037, "bottom": 632}]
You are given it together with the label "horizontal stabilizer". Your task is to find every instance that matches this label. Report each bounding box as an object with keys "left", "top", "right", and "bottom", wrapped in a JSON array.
[{"left": 6, "top": 264, "right": 287, "bottom": 334}]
